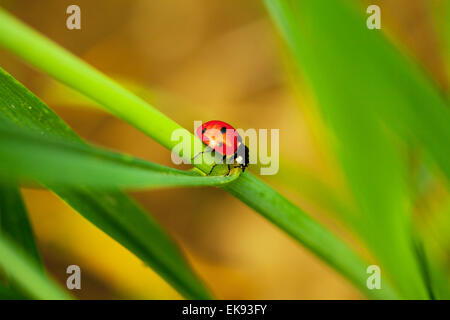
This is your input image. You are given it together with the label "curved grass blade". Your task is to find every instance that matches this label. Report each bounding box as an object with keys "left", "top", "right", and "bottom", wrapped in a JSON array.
[
  {"left": 0, "top": 68, "right": 212, "bottom": 299},
  {"left": 0, "top": 122, "right": 238, "bottom": 190},
  {"left": 0, "top": 234, "right": 71, "bottom": 299},
  {"left": 275, "top": 160, "right": 358, "bottom": 227},
  {"left": 0, "top": 8, "right": 401, "bottom": 298},
  {"left": 431, "top": 1, "right": 450, "bottom": 92},
  {"left": 0, "top": 282, "right": 26, "bottom": 300},
  {"left": 0, "top": 8, "right": 196, "bottom": 167},
  {"left": 0, "top": 179, "right": 43, "bottom": 298},
  {"left": 0, "top": 180, "right": 41, "bottom": 266},
  {"left": 262, "top": 0, "right": 444, "bottom": 299},
  {"left": 264, "top": 0, "right": 450, "bottom": 180},
  {"left": 223, "top": 172, "right": 399, "bottom": 299},
  {"left": 52, "top": 187, "right": 211, "bottom": 300}
]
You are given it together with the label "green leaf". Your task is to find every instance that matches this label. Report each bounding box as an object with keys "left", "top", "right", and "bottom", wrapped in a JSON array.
[
  {"left": 0, "top": 121, "right": 238, "bottom": 190},
  {"left": 0, "top": 8, "right": 401, "bottom": 299},
  {"left": 52, "top": 187, "right": 211, "bottom": 299},
  {"left": 431, "top": 1, "right": 450, "bottom": 91},
  {"left": 276, "top": 160, "right": 358, "bottom": 227},
  {"left": 0, "top": 181, "right": 42, "bottom": 266},
  {"left": 0, "top": 67, "right": 212, "bottom": 299},
  {"left": 262, "top": 0, "right": 448, "bottom": 298},
  {"left": 223, "top": 172, "right": 399, "bottom": 299},
  {"left": 417, "top": 198, "right": 450, "bottom": 299},
  {"left": 0, "top": 177, "right": 43, "bottom": 298},
  {"left": 265, "top": 0, "right": 450, "bottom": 180},
  {"left": 0, "top": 8, "right": 200, "bottom": 167},
  {"left": 0, "top": 282, "right": 26, "bottom": 300},
  {"left": 0, "top": 233, "right": 70, "bottom": 299}
]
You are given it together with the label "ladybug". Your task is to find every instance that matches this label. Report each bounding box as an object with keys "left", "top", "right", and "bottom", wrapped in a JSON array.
[{"left": 194, "top": 120, "right": 249, "bottom": 175}]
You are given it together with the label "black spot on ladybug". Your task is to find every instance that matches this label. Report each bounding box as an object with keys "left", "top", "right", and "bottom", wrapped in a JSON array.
[
  {"left": 202, "top": 127, "right": 207, "bottom": 134},
  {"left": 220, "top": 127, "right": 227, "bottom": 134}
]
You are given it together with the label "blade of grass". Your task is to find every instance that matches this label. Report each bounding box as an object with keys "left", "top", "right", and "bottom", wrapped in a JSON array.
[
  {"left": 268, "top": 0, "right": 450, "bottom": 180},
  {"left": 0, "top": 121, "right": 238, "bottom": 190},
  {"left": 0, "top": 180, "right": 42, "bottom": 266},
  {"left": 276, "top": 160, "right": 358, "bottom": 227},
  {"left": 263, "top": 0, "right": 444, "bottom": 299},
  {"left": 0, "top": 8, "right": 400, "bottom": 298},
  {"left": 417, "top": 198, "right": 450, "bottom": 299},
  {"left": 0, "top": 282, "right": 26, "bottom": 299},
  {"left": 0, "top": 67, "right": 212, "bottom": 299},
  {"left": 0, "top": 233, "right": 71, "bottom": 299},
  {"left": 431, "top": 1, "right": 450, "bottom": 93},
  {"left": 0, "top": 177, "right": 43, "bottom": 297},
  {"left": 0, "top": 180, "right": 44, "bottom": 299},
  {"left": 223, "top": 172, "right": 400, "bottom": 299},
  {"left": 0, "top": 8, "right": 209, "bottom": 170}
]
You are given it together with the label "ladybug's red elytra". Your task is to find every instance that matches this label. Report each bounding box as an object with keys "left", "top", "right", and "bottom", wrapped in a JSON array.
[{"left": 194, "top": 120, "right": 249, "bottom": 175}]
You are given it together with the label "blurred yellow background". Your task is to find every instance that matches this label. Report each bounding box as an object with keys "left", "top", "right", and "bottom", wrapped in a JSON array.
[{"left": 0, "top": 0, "right": 447, "bottom": 299}]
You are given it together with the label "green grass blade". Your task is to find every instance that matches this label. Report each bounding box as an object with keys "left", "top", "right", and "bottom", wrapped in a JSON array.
[
  {"left": 263, "top": 0, "right": 440, "bottom": 298},
  {"left": 276, "top": 160, "right": 358, "bottom": 227},
  {"left": 51, "top": 187, "right": 211, "bottom": 300},
  {"left": 0, "top": 8, "right": 401, "bottom": 299},
  {"left": 223, "top": 172, "right": 398, "bottom": 299},
  {"left": 265, "top": 0, "right": 450, "bottom": 180},
  {"left": 0, "top": 69, "right": 212, "bottom": 299},
  {"left": 0, "top": 121, "right": 238, "bottom": 190},
  {"left": 417, "top": 199, "right": 450, "bottom": 299},
  {"left": 0, "top": 282, "right": 26, "bottom": 299},
  {"left": 0, "top": 181, "right": 42, "bottom": 267},
  {"left": 431, "top": 1, "right": 450, "bottom": 91},
  {"left": 0, "top": 8, "right": 200, "bottom": 166},
  {"left": 0, "top": 234, "right": 71, "bottom": 299},
  {"left": 0, "top": 180, "right": 42, "bottom": 298}
]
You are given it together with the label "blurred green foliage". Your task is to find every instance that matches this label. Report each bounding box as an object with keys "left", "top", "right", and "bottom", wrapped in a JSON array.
[{"left": 0, "top": 0, "right": 448, "bottom": 300}]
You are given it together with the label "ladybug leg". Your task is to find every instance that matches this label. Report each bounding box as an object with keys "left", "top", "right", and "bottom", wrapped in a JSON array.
[
  {"left": 226, "top": 164, "right": 231, "bottom": 176},
  {"left": 207, "top": 164, "right": 217, "bottom": 175},
  {"left": 191, "top": 146, "right": 213, "bottom": 162}
]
